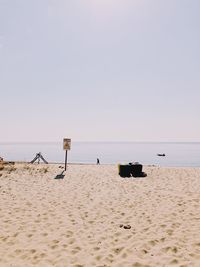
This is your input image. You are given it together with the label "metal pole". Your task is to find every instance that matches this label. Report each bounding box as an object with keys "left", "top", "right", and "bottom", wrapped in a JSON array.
[{"left": 65, "top": 150, "right": 68, "bottom": 171}]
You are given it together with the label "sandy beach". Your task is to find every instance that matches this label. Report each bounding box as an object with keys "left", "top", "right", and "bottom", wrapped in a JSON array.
[{"left": 0, "top": 163, "right": 200, "bottom": 267}]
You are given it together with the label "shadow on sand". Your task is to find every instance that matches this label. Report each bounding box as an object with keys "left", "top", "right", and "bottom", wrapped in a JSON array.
[{"left": 54, "top": 170, "right": 65, "bottom": 179}]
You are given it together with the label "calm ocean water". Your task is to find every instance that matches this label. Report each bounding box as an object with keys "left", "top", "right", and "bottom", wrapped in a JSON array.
[{"left": 0, "top": 142, "right": 200, "bottom": 167}]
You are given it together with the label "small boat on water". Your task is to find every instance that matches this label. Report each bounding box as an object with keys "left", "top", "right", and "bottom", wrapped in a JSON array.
[{"left": 157, "top": 153, "right": 166, "bottom": 157}]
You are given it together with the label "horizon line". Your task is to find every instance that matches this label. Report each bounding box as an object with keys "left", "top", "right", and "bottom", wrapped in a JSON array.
[{"left": 1, "top": 141, "right": 200, "bottom": 144}]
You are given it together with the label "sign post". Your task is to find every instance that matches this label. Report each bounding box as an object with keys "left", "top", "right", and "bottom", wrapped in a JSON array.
[{"left": 63, "top": 138, "right": 71, "bottom": 171}]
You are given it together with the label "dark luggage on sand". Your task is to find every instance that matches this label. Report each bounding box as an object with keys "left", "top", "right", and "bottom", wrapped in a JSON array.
[
  {"left": 118, "top": 164, "right": 132, "bottom": 177},
  {"left": 118, "top": 162, "right": 147, "bottom": 178}
]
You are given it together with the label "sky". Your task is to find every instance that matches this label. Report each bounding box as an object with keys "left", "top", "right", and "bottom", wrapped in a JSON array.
[{"left": 0, "top": 0, "right": 200, "bottom": 142}]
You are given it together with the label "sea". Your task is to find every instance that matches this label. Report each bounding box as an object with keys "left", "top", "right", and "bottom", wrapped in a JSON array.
[{"left": 0, "top": 142, "right": 200, "bottom": 167}]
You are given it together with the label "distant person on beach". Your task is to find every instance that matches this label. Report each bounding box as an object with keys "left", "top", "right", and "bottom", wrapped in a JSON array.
[{"left": 97, "top": 158, "right": 100, "bottom": 165}]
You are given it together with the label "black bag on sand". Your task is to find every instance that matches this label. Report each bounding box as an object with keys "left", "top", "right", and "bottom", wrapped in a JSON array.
[
  {"left": 119, "top": 164, "right": 132, "bottom": 177},
  {"left": 129, "top": 162, "right": 143, "bottom": 176},
  {"left": 130, "top": 162, "right": 147, "bottom": 177}
]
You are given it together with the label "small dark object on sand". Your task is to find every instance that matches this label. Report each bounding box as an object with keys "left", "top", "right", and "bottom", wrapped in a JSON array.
[
  {"left": 59, "top": 166, "right": 64, "bottom": 169},
  {"left": 123, "top": 225, "right": 131, "bottom": 229},
  {"left": 157, "top": 153, "right": 166, "bottom": 157}
]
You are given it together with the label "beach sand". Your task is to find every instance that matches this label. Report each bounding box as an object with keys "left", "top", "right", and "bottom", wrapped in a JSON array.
[{"left": 0, "top": 163, "right": 200, "bottom": 267}]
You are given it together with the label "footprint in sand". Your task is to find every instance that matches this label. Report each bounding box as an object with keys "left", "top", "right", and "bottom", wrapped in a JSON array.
[
  {"left": 93, "top": 247, "right": 101, "bottom": 251},
  {"left": 27, "top": 234, "right": 33, "bottom": 238},
  {"left": 30, "top": 249, "right": 37, "bottom": 254},
  {"left": 68, "top": 238, "right": 76, "bottom": 245},
  {"left": 71, "top": 246, "right": 81, "bottom": 254},
  {"left": 50, "top": 245, "right": 58, "bottom": 250},
  {"left": 52, "top": 240, "right": 59, "bottom": 244},
  {"left": 42, "top": 232, "right": 48, "bottom": 237},
  {"left": 113, "top": 247, "right": 124, "bottom": 254},
  {"left": 170, "top": 259, "right": 179, "bottom": 265}
]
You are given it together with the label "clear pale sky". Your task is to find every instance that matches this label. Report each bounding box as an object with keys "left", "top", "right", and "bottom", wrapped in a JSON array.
[{"left": 0, "top": 0, "right": 200, "bottom": 142}]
